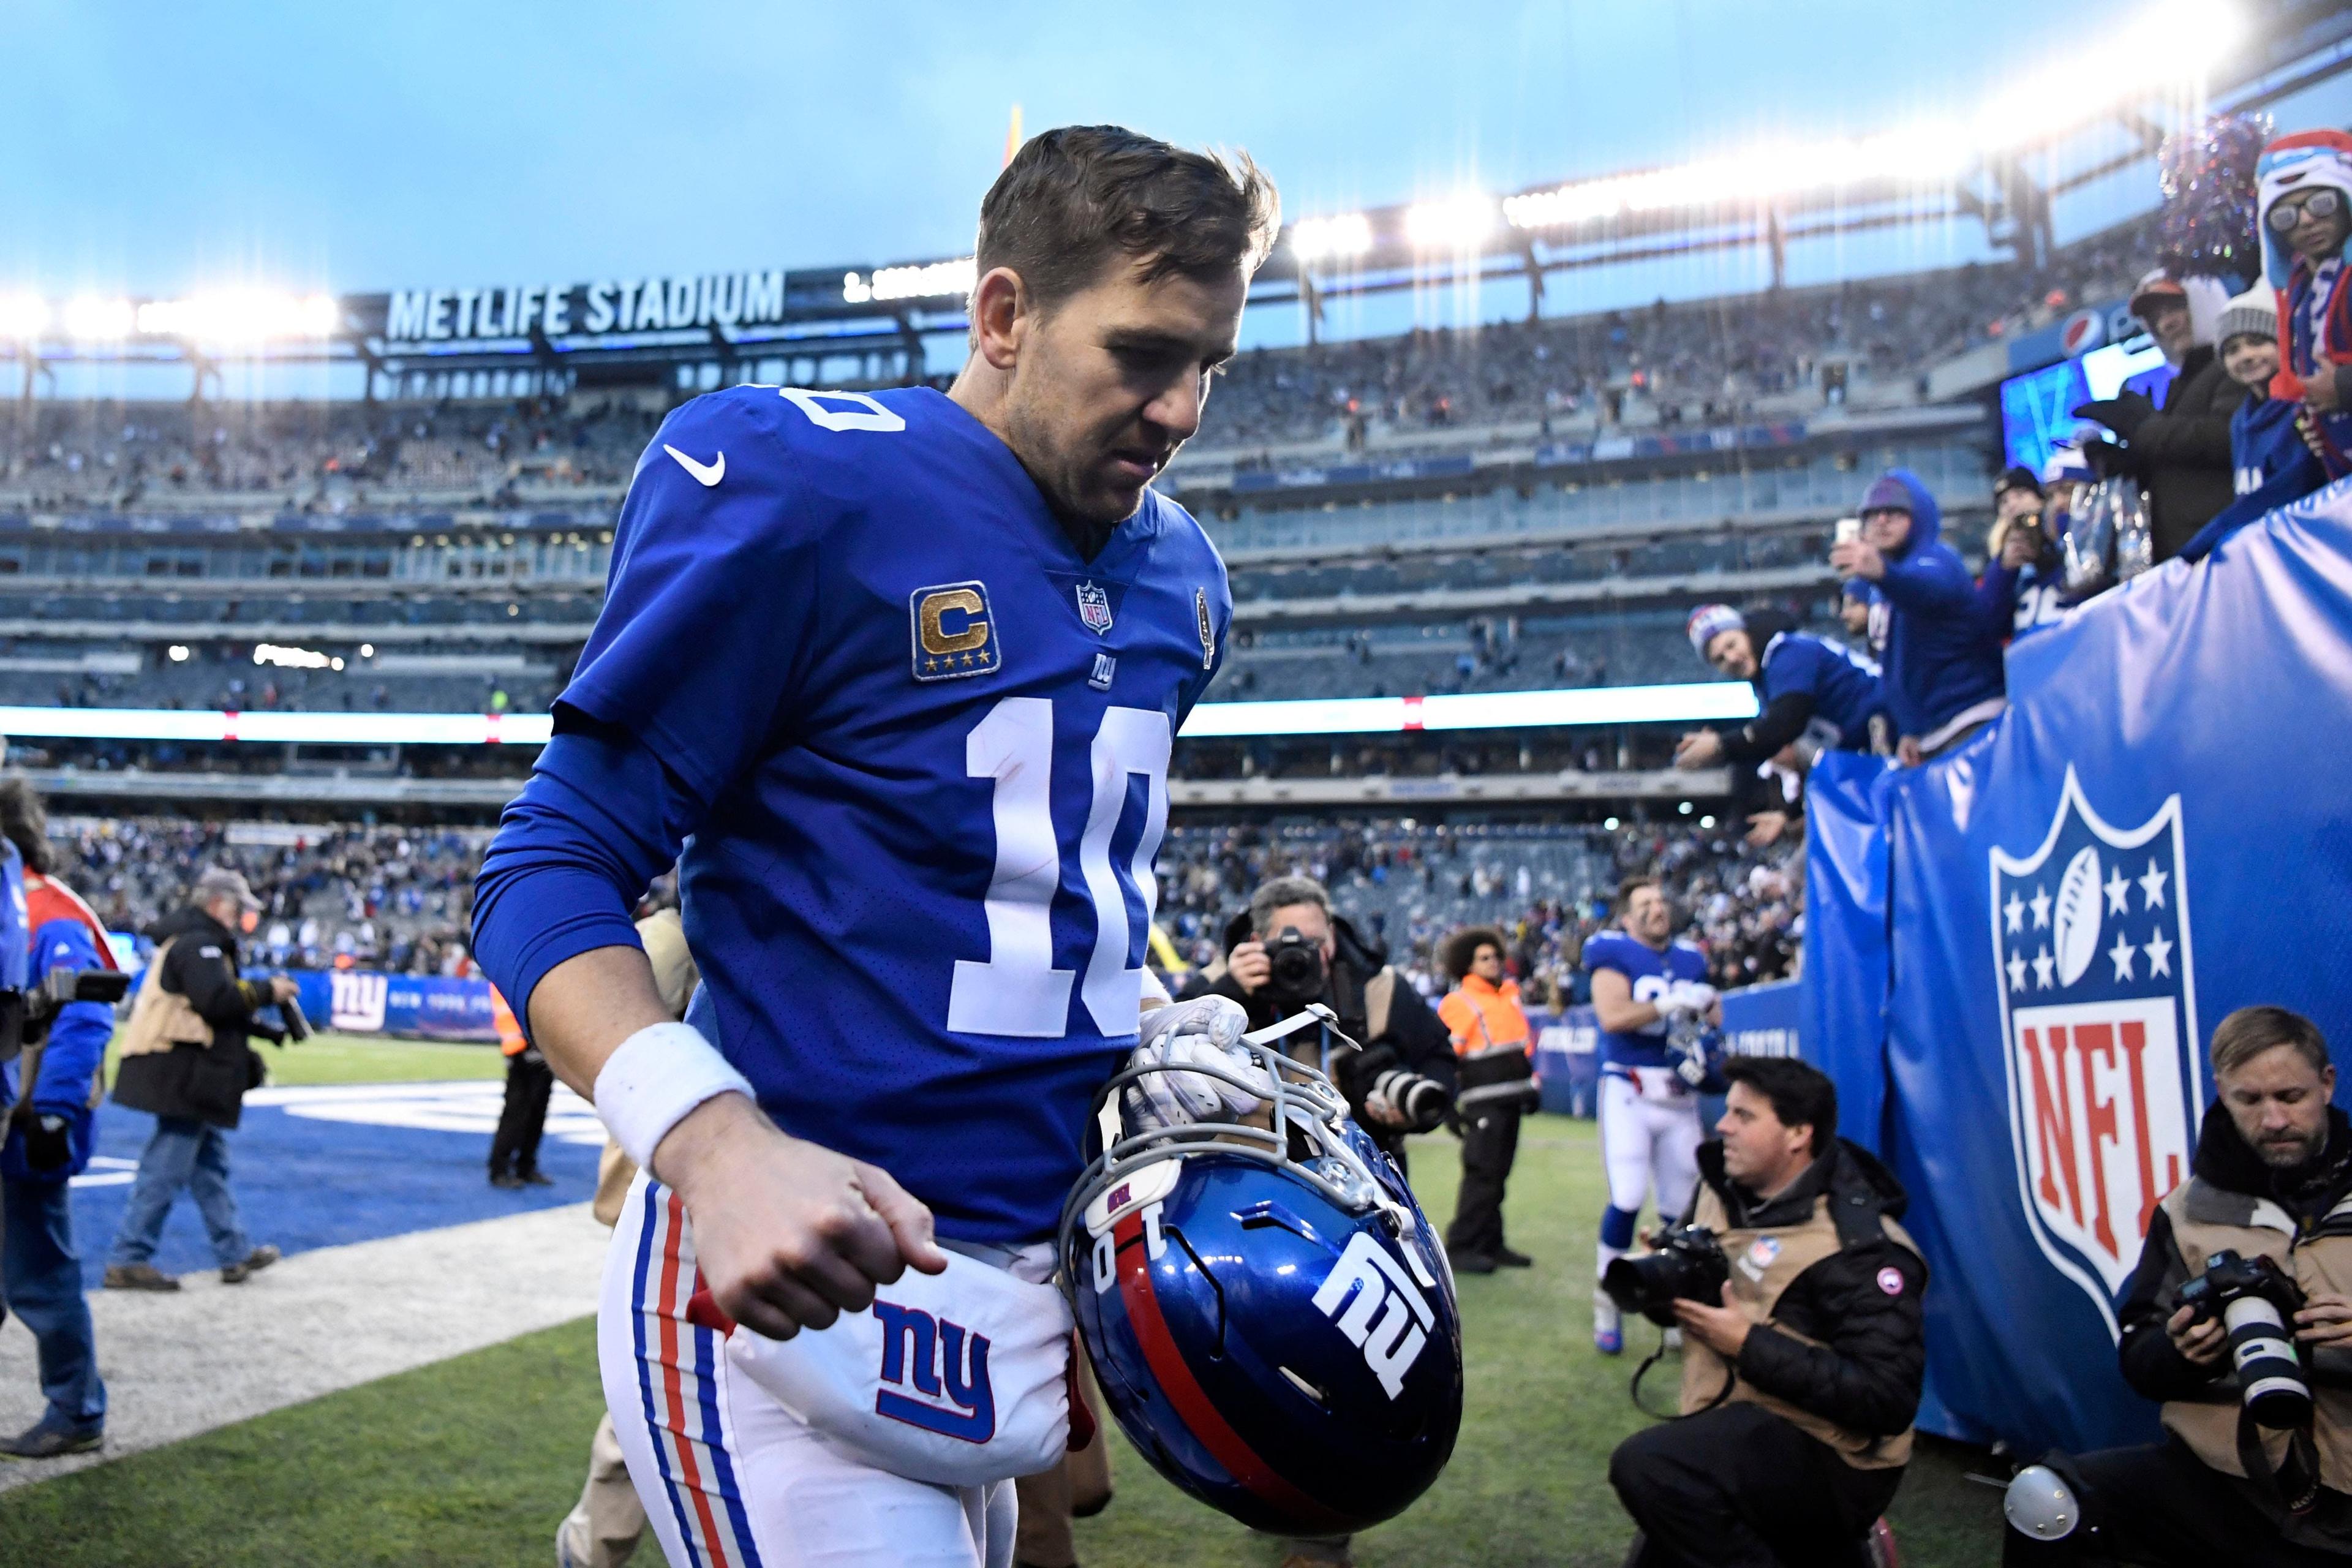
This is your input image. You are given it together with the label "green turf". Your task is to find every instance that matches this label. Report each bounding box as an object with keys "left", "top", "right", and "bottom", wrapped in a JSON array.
[
  {"left": 0, "top": 1120, "right": 2009, "bottom": 1566},
  {"left": 102, "top": 1028, "right": 510, "bottom": 1088}
]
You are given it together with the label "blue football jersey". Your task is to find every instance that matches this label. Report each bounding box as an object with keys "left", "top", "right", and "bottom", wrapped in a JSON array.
[
  {"left": 1579, "top": 929, "right": 1709, "bottom": 1069},
  {"left": 2006, "top": 561, "right": 2067, "bottom": 642},
  {"left": 1757, "top": 630, "right": 1887, "bottom": 752},
  {"left": 560, "top": 385, "right": 1232, "bottom": 1245}
]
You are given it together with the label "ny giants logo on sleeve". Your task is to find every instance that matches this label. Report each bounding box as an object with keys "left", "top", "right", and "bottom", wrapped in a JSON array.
[
  {"left": 872, "top": 1300, "right": 996, "bottom": 1443},
  {"left": 1992, "top": 767, "right": 2199, "bottom": 1341}
]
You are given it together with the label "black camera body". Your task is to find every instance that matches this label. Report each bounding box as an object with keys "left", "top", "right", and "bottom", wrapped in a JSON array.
[
  {"left": 1262, "top": 925, "right": 1327, "bottom": 1007},
  {"left": 1603, "top": 1224, "right": 1733, "bottom": 1327},
  {"left": 2178, "top": 1248, "right": 2312, "bottom": 1429}
]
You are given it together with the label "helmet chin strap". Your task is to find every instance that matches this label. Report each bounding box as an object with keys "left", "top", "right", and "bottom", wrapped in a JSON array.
[{"left": 1243, "top": 1001, "right": 1360, "bottom": 1054}]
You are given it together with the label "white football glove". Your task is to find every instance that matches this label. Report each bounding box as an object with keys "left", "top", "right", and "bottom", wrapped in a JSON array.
[
  {"left": 1655, "top": 980, "right": 1719, "bottom": 1022},
  {"left": 1123, "top": 995, "right": 1272, "bottom": 1130}
]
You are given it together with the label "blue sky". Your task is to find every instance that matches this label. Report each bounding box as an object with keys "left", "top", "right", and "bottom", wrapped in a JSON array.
[{"left": 1, "top": 0, "right": 2336, "bottom": 370}]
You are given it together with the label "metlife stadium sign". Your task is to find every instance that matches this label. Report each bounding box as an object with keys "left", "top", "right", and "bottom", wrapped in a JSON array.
[
  {"left": 377, "top": 272, "right": 799, "bottom": 345},
  {"left": 353, "top": 255, "right": 982, "bottom": 349}
]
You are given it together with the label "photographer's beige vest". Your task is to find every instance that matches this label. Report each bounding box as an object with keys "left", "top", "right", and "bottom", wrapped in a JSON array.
[
  {"left": 116, "top": 940, "right": 213, "bottom": 1060},
  {"left": 2157, "top": 1177, "right": 2352, "bottom": 1489},
  {"left": 1678, "top": 1184, "right": 1923, "bottom": 1470}
]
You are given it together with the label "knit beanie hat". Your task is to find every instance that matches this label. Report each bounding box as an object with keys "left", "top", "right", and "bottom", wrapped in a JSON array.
[
  {"left": 2217, "top": 283, "right": 2279, "bottom": 350},
  {"left": 1686, "top": 603, "right": 1745, "bottom": 658}
]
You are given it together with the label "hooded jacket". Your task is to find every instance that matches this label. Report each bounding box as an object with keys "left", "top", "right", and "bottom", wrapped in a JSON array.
[
  {"left": 2260, "top": 130, "right": 2352, "bottom": 480},
  {"left": 1858, "top": 470, "right": 2006, "bottom": 745}
]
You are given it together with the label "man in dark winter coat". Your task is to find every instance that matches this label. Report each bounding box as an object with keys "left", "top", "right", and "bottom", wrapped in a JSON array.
[
  {"left": 1830, "top": 468, "right": 2007, "bottom": 762},
  {"left": 1611, "top": 1056, "right": 1924, "bottom": 1568},
  {"left": 104, "top": 867, "right": 292, "bottom": 1292},
  {"left": 2005, "top": 1006, "right": 2352, "bottom": 1564},
  {"left": 2075, "top": 271, "right": 2242, "bottom": 562},
  {"left": 1194, "top": 875, "right": 1456, "bottom": 1169}
]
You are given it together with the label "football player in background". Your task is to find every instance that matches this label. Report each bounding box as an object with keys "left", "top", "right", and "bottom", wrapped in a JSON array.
[
  {"left": 473, "top": 126, "right": 1275, "bottom": 1567},
  {"left": 1585, "top": 877, "right": 1719, "bottom": 1355}
]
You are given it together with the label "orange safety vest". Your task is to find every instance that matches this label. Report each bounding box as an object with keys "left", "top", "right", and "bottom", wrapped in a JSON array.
[
  {"left": 1437, "top": 974, "right": 1532, "bottom": 1059},
  {"left": 489, "top": 983, "right": 527, "bottom": 1057}
]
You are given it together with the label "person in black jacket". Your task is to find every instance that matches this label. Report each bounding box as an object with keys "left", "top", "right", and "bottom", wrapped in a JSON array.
[
  {"left": 1610, "top": 1056, "right": 1924, "bottom": 1568},
  {"left": 2004, "top": 1006, "right": 2352, "bottom": 1564},
  {"left": 2075, "top": 271, "right": 2242, "bottom": 562},
  {"left": 1190, "top": 875, "right": 1456, "bottom": 1171},
  {"left": 103, "top": 868, "right": 292, "bottom": 1292}
]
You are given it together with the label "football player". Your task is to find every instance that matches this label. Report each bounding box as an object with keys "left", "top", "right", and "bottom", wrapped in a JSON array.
[
  {"left": 473, "top": 126, "right": 1277, "bottom": 1567},
  {"left": 1584, "top": 876, "right": 1719, "bottom": 1355}
]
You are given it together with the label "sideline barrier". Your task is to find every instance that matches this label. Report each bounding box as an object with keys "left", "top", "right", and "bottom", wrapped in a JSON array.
[
  {"left": 1801, "top": 482, "right": 2352, "bottom": 1454},
  {"left": 284, "top": 968, "right": 499, "bottom": 1042}
]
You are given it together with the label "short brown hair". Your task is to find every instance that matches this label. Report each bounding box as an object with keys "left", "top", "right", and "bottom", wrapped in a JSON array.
[
  {"left": 974, "top": 125, "right": 1280, "bottom": 314},
  {"left": 2211, "top": 1005, "right": 2331, "bottom": 1080},
  {"left": 1618, "top": 875, "right": 1662, "bottom": 914},
  {"left": 1441, "top": 926, "right": 1505, "bottom": 982}
]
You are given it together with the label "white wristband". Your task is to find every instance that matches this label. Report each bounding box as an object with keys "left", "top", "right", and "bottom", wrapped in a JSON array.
[{"left": 594, "top": 1020, "right": 757, "bottom": 1172}]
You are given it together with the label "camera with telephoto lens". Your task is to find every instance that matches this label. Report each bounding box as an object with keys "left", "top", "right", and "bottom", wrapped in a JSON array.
[
  {"left": 252, "top": 990, "right": 313, "bottom": 1047},
  {"left": 1603, "top": 1224, "right": 1732, "bottom": 1327},
  {"left": 1366, "top": 1066, "right": 1451, "bottom": 1134},
  {"left": 2177, "top": 1249, "right": 2312, "bottom": 1428},
  {"left": 1262, "top": 925, "right": 1328, "bottom": 1006}
]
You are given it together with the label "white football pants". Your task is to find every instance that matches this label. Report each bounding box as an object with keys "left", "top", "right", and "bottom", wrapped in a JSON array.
[
  {"left": 1596, "top": 1071, "right": 1705, "bottom": 1269},
  {"left": 600, "top": 1176, "right": 1019, "bottom": 1568}
]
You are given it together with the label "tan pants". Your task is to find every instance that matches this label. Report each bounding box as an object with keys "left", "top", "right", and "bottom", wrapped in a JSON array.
[
  {"left": 1011, "top": 1356, "right": 1112, "bottom": 1568},
  {"left": 559, "top": 1410, "right": 647, "bottom": 1568}
]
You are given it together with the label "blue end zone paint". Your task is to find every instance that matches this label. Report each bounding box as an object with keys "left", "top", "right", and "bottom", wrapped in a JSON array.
[{"left": 66, "top": 1081, "right": 601, "bottom": 1287}]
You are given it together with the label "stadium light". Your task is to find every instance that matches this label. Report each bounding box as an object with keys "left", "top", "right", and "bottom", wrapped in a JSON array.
[
  {"left": 842, "top": 255, "right": 978, "bottom": 306},
  {"left": 137, "top": 290, "right": 341, "bottom": 343},
  {"left": 0, "top": 293, "right": 49, "bottom": 340},
  {"left": 1404, "top": 194, "right": 1499, "bottom": 251},
  {"left": 61, "top": 296, "right": 133, "bottom": 340},
  {"left": 0, "top": 681, "right": 1757, "bottom": 751},
  {"left": 1290, "top": 213, "right": 1375, "bottom": 263},
  {"left": 254, "top": 643, "right": 333, "bottom": 670}
]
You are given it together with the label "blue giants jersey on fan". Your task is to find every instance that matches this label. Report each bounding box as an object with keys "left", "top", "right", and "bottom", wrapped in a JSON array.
[
  {"left": 557, "top": 385, "right": 1232, "bottom": 1245},
  {"left": 1579, "top": 930, "right": 1709, "bottom": 1070},
  {"left": 1758, "top": 630, "right": 1886, "bottom": 750}
]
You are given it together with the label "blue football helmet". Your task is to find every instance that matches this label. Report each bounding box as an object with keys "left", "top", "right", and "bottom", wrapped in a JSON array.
[{"left": 1058, "top": 1007, "right": 1464, "bottom": 1536}]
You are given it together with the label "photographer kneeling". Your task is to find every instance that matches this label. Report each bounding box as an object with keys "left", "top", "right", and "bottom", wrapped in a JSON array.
[
  {"left": 1609, "top": 1057, "right": 1924, "bottom": 1568},
  {"left": 1200, "top": 875, "right": 1456, "bottom": 1169},
  {"left": 2004, "top": 1006, "right": 2352, "bottom": 1565}
]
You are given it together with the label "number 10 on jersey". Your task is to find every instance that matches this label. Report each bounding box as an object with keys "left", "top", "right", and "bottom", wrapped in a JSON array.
[{"left": 947, "top": 697, "right": 1171, "bottom": 1040}]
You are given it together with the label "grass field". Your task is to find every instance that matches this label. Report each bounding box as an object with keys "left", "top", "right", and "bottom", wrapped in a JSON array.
[
  {"left": 103, "top": 1028, "right": 511, "bottom": 1088},
  {"left": 3, "top": 1043, "right": 2011, "bottom": 1566}
]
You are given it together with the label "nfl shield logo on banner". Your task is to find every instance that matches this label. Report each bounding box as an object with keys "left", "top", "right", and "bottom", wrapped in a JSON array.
[
  {"left": 1074, "top": 581, "right": 1114, "bottom": 635},
  {"left": 1991, "top": 767, "right": 2201, "bottom": 1340}
]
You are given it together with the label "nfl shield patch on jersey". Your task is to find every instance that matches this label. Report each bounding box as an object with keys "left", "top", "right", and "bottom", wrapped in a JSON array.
[
  {"left": 911, "top": 581, "right": 1001, "bottom": 682},
  {"left": 1074, "top": 580, "right": 1114, "bottom": 635}
]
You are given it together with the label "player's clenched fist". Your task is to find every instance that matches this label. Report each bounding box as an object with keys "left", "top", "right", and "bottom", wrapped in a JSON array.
[{"left": 655, "top": 1093, "right": 948, "bottom": 1341}]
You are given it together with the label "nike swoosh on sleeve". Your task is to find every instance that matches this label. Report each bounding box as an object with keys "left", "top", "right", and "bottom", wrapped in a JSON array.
[{"left": 662, "top": 445, "right": 725, "bottom": 486}]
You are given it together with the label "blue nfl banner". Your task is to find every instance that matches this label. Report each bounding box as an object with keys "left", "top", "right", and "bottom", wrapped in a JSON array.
[{"left": 1803, "top": 483, "right": 2352, "bottom": 1454}]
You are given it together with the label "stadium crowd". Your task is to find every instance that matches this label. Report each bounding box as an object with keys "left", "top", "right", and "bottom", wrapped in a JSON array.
[
  {"left": 49, "top": 816, "right": 484, "bottom": 974},
  {"left": 1156, "top": 816, "right": 1801, "bottom": 998}
]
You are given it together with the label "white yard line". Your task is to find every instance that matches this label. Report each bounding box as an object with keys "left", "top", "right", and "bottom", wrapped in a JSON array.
[{"left": 0, "top": 1200, "right": 607, "bottom": 1492}]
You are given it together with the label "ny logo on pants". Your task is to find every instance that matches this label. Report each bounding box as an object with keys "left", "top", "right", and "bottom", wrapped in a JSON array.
[{"left": 873, "top": 1300, "right": 997, "bottom": 1442}]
